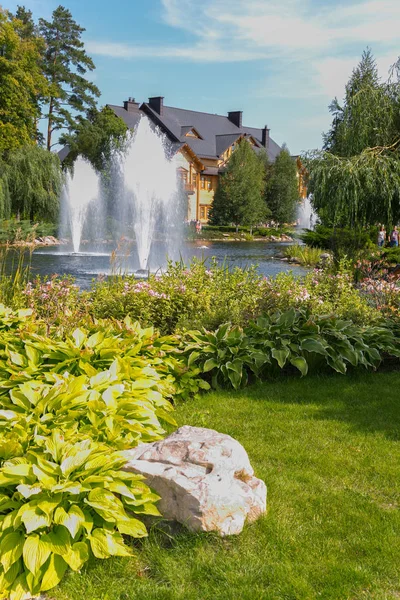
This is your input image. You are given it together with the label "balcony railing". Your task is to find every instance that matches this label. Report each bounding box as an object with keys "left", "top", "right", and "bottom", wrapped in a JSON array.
[{"left": 184, "top": 182, "right": 196, "bottom": 193}]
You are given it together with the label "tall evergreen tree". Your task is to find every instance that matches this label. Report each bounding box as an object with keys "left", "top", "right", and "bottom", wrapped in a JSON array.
[
  {"left": 265, "top": 145, "right": 299, "bottom": 224},
  {"left": 13, "top": 6, "right": 36, "bottom": 39},
  {"left": 39, "top": 5, "right": 100, "bottom": 150},
  {"left": 210, "top": 140, "right": 266, "bottom": 232},
  {"left": 305, "top": 49, "right": 400, "bottom": 228},
  {"left": 323, "top": 49, "right": 396, "bottom": 157}
]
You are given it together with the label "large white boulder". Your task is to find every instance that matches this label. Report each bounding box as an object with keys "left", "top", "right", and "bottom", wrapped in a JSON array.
[{"left": 123, "top": 426, "right": 267, "bottom": 536}]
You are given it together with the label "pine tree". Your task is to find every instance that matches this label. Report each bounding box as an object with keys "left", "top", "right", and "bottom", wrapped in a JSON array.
[
  {"left": 210, "top": 140, "right": 266, "bottom": 231},
  {"left": 13, "top": 6, "right": 36, "bottom": 39},
  {"left": 39, "top": 5, "right": 100, "bottom": 150},
  {"left": 265, "top": 145, "right": 299, "bottom": 224}
]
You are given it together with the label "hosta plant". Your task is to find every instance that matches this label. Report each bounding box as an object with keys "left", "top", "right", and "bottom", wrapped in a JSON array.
[
  {"left": 0, "top": 313, "right": 205, "bottom": 407},
  {"left": 183, "top": 308, "right": 400, "bottom": 389},
  {"left": 0, "top": 430, "right": 159, "bottom": 599}
]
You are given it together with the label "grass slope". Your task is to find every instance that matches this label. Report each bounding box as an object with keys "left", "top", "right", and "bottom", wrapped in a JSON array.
[{"left": 53, "top": 372, "right": 400, "bottom": 600}]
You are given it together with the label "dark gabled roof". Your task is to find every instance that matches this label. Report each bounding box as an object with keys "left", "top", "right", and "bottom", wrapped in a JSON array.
[
  {"left": 108, "top": 104, "right": 143, "bottom": 129},
  {"left": 180, "top": 125, "right": 202, "bottom": 139},
  {"left": 215, "top": 134, "right": 243, "bottom": 156},
  {"left": 108, "top": 100, "right": 282, "bottom": 163},
  {"left": 215, "top": 133, "right": 261, "bottom": 157},
  {"left": 57, "top": 145, "right": 70, "bottom": 162}
]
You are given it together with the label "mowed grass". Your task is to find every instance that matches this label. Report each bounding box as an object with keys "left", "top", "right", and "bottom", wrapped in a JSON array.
[{"left": 52, "top": 371, "right": 400, "bottom": 600}]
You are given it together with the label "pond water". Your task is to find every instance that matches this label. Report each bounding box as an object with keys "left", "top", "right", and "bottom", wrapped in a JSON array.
[{"left": 30, "top": 241, "right": 308, "bottom": 289}]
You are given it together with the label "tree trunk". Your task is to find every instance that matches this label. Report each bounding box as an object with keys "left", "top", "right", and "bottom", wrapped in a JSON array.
[
  {"left": 236, "top": 224, "right": 239, "bottom": 234},
  {"left": 47, "top": 97, "right": 53, "bottom": 151}
]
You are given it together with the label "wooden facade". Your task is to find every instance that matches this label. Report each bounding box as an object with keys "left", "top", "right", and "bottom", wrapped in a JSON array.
[{"left": 107, "top": 97, "right": 307, "bottom": 223}]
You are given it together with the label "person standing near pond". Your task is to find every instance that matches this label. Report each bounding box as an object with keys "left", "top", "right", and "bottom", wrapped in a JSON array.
[
  {"left": 377, "top": 225, "right": 386, "bottom": 247},
  {"left": 390, "top": 226, "right": 399, "bottom": 247}
]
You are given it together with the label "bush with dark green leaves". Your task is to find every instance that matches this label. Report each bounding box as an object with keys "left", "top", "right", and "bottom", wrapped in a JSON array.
[
  {"left": 183, "top": 308, "right": 400, "bottom": 389},
  {"left": 300, "top": 225, "right": 376, "bottom": 258}
]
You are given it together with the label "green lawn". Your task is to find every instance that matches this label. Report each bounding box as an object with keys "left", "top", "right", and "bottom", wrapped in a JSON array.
[{"left": 52, "top": 371, "right": 400, "bottom": 600}]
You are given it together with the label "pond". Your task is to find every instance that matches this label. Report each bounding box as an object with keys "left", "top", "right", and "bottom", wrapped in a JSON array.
[{"left": 30, "top": 241, "right": 308, "bottom": 288}]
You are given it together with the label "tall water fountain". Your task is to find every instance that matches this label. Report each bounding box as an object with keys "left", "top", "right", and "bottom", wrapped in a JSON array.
[
  {"left": 62, "top": 157, "right": 100, "bottom": 253},
  {"left": 121, "top": 117, "right": 181, "bottom": 271},
  {"left": 297, "top": 196, "right": 316, "bottom": 230},
  {"left": 60, "top": 117, "right": 183, "bottom": 271}
]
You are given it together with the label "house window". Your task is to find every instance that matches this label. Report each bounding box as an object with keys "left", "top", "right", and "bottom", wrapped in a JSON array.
[
  {"left": 178, "top": 168, "right": 188, "bottom": 184},
  {"left": 200, "top": 206, "right": 211, "bottom": 220},
  {"left": 201, "top": 176, "right": 213, "bottom": 191},
  {"left": 191, "top": 170, "right": 197, "bottom": 184}
]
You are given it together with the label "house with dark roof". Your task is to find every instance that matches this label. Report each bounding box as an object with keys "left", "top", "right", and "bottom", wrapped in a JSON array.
[{"left": 108, "top": 96, "right": 287, "bottom": 223}]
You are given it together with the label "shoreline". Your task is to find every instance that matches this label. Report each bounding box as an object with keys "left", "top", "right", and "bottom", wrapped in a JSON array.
[{"left": 4, "top": 236, "right": 296, "bottom": 249}]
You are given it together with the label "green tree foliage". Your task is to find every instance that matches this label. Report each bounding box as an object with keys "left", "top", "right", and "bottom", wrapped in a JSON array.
[
  {"left": 305, "top": 50, "right": 400, "bottom": 228},
  {"left": 60, "top": 106, "right": 128, "bottom": 172},
  {"left": 2, "top": 146, "right": 63, "bottom": 221},
  {"left": 39, "top": 5, "right": 100, "bottom": 150},
  {"left": 323, "top": 49, "right": 397, "bottom": 156},
  {"left": 0, "top": 159, "right": 11, "bottom": 218},
  {"left": 265, "top": 145, "right": 299, "bottom": 224},
  {"left": 210, "top": 140, "right": 266, "bottom": 231},
  {"left": 13, "top": 5, "right": 37, "bottom": 39},
  {"left": 0, "top": 9, "right": 47, "bottom": 153}
]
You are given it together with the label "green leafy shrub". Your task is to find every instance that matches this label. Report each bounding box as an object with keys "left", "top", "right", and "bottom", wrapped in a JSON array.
[
  {"left": 300, "top": 225, "right": 375, "bottom": 259},
  {"left": 261, "top": 266, "right": 382, "bottom": 325},
  {"left": 89, "top": 260, "right": 267, "bottom": 333},
  {"left": 381, "top": 247, "right": 400, "bottom": 264},
  {"left": 23, "top": 275, "right": 85, "bottom": 333},
  {"left": 0, "top": 307, "right": 209, "bottom": 596},
  {"left": 0, "top": 428, "right": 159, "bottom": 598},
  {"left": 183, "top": 308, "right": 400, "bottom": 389},
  {"left": 24, "top": 259, "right": 385, "bottom": 334}
]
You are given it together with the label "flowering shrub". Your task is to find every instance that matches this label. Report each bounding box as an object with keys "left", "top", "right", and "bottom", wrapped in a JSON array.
[
  {"left": 18, "top": 259, "right": 394, "bottom": 335},
  {"left": 359, "top": 278, "right": 400, "bottom": 319},
  {"left": 89, "top": 260, "right": 267, "bottom": 333},
  {"left": 261, "top": 266, "right": 381, "bottom": 325},
  {"left": 351, "top": 256, "right": 400, "bottom": 321},
  {"left": 23, "top": 275, "right": 88, "bottom": 333}
]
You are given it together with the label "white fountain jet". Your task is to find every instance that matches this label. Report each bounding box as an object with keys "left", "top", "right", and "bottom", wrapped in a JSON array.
[
  {"left": 122, "top": 117, "right": 178, "bottom": 271},
  {"left": 297, "top": 196, "right": 316, "bottom": 230},
  {"left": 64, "top": 157, "right": 100, "bottom": 253}
]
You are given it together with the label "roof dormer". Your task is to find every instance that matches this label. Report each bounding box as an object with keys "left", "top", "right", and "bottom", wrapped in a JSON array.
[{"left": 181, "top": 126, "right": 202, "bottom": 139}]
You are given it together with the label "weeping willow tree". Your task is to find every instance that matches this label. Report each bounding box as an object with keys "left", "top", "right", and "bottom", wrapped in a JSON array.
[
  {"left": 304, "top": 49, "right": 400, "bottom": 228},
  {"left": 305, "top": 143, "right": 400, "bottom": 227},
  {"left": 1, "top": 146, "right": 63, "bottom": 221}
]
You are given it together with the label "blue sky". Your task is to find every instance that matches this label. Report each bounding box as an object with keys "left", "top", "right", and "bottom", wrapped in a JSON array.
[{"left": 5, "top": 0, "right": 400, "bottom": 153}]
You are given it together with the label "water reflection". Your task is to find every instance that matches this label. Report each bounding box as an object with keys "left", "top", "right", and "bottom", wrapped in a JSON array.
[{"left": 30, "top": 241, "right": 308, "bottom": 289}]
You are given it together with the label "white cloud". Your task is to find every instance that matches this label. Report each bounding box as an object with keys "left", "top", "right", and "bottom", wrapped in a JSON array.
[
  {"left": 88, "top": 0, "right": 400, "bottom": 65},
  {"left": 87, "top": 0, "right": 400, "bottom": 105},
  {"left": 86, "top": 40, "right": 266, "bottom": 63}
]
